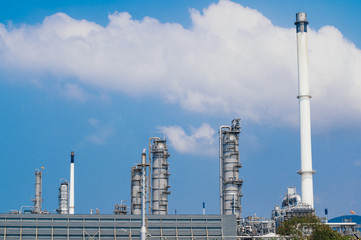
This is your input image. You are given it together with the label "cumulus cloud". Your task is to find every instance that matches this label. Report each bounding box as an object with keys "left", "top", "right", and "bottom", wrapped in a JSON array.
[
  {"left": 85, "top": 118, "right": 115, "bottom": 145},
  {"left": 0, "top": 0, "right": 361, "bottom": 128},
  {"left": 62, "top": 83, "right": 90, "bottom": 102},
  {"left": 159, "top": 123, "right": 216, "bottom": 155}
]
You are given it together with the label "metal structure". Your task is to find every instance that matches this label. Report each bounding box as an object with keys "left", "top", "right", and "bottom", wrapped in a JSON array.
[
  {"left": 272, "top": 187, "right": 314, "bottom": 228},
  {"left": 280, "top": 187, "right": 301, "bottom": 208},
  {"left": 151, "top": 138, "right": 170, "bottom": 215},
  {"left": 113, "top": 202, "right": 128, "bottom": 215},
  {"left": 239, "top": 215, "right": 276, "bottom": 237},
  {"left": 69, "top": 151, "right": 75, "bottom": 214},
  {"left": 327, "top": 222, "right": 361, "bottom": 238},
  {"left": 295, "top": 12, "right": 315, "bottom": 208},
  {"left": 131, "top": 165, "right": 142, "bottom": 215},
  {"left": 219, "top": 119, "right": 243, "bottom": 219},
  {"left": 56, "top": 180, "right": 69, "bottom": 214},
  {"left": 32, "top": 169, "right": 43, "bottom": 214}
]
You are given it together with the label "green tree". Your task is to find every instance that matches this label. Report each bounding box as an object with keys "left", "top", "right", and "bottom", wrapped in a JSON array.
[{"left": 276, "top": 214, "right": 352, "bottom": 240}]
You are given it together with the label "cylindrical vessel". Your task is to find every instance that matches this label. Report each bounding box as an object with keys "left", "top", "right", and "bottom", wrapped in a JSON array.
[
  {"left": 220, "top": 119, "right": 243, "bottom": 219},
  {"left": 69, "top": 152, "right": 75, "bottom": 214},
  {"left": 295, "top": 12, "right": 315, "bottom": 208},
  {"left": 151, "top": 139, "right": 170, "bottom": 215},
  {"left": 57, "top": 181, "right": 69, "bottom": 214}
]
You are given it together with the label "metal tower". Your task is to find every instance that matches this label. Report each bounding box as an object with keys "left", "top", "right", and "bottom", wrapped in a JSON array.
[
  {"left": 151, "top": 138, "right": 170, "bottom": 215},
  {"left": 56, "top": 181, "right": 69, "bottom": 214},
  {"left": 219, "top": 119, "right": 243, "bottom": 219},
  {"left": 32, "top": 169, "right": 43, "bottom": 214}
]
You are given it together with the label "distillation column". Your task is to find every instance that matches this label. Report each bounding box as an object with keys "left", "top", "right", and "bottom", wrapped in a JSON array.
[
  {"left": 151, "top": 138, "right": 170, "bottom": 215},
  {"left": 131, "top": 166, "right": 142, "bottom": 215},
  {"left": 295, "top": 12, "right": 315, "bottom": 208},
  {"left": 32, "top": 169, "right": 43, "bottom": 214},
  {"left": 220, "top": 119, "right": 243, "bottom": 218},
  {"left": 57, "top": 181, "right": 69, "bottom": 214}
]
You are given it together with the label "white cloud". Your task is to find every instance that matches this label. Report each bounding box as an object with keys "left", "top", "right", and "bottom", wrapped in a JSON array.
[
  {"left": 85, "top": 118, "right": 115, "bottom": 145},
  {"left": 1, "top": 0, "right": 361, "bottom": 128},
  {"left": 62, "top": 83, "right": 89, "bottom": 102},
  {"left": 158, "top": 123, "right": 216, "bottom": 155}
]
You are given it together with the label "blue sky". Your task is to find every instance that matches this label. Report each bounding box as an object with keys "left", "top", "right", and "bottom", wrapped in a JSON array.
[{"left": 1, "top": 0, "right": 361, "bottom": 219}]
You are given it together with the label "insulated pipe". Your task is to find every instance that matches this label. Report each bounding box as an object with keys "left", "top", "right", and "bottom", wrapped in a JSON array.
[
  {"left": 219, "top": 125, "right": 231, "bottom": 215},
  {"left": 140, "top": 150, "right": 147, "bottom": 240},
  {"left": 69, "top": 152, "right": 75, "bottom": 214},
  {"left": 148, "top": 137, "right": 160, "bottom": 214},
  {"left": 295, "top": 12, "right": 315, "bottom": 208}
]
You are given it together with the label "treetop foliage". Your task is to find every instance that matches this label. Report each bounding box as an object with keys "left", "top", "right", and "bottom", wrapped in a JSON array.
[{"left": 276, "top": 214, "right": 353, "bottom": 240}]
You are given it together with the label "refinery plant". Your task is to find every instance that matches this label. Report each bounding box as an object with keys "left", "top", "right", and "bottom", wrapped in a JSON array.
[{"left": 0, "top": 12, "right": 360, "bottom": 240}]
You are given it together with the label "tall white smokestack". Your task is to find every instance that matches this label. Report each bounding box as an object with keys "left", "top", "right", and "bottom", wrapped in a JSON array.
[
  {"left": 69, "top": 151, "right": 75, "bottom": 214},
  {"left": 295, "top": 12, "right": 315, "bottom": 208}
]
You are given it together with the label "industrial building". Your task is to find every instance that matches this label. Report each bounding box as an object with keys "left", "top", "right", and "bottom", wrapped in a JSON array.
[{"left": 0, "top": 214, "right": 236, "bottom": 240}]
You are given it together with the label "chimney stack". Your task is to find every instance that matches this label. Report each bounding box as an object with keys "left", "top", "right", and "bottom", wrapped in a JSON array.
[
  {"left": 69, "top": 151, "right": 75, "bottom": 214},
  {"left": 295, "top": 12, "right": 315, "bottom": 208}
]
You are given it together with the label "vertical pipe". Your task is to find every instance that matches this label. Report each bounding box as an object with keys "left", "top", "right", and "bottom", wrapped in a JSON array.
[
  {"left": 232, "top": 194, "right": 235, "bottom": 215},
  {"left": 140, "top": 151, "right": 147, "bottom": 240},
  {"left": 219, "top": 126, "right": 231, "bottom": 215},
  {"left": 69, "top": 151, "right": 75, "bottom": 214},
  {"left": 202, "top": 202, "right": 205, "bottom": 215},
  {"left": 148, "top": 139, "right": 152, "bottom": 215},
  {"left": 295, "top": 12, "right": 315, "bottom": 208}
]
